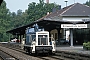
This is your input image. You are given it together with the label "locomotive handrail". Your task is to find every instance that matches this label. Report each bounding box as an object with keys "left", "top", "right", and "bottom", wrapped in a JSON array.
[{"left": 49, "top": 37, "right": 55, "bottom": 41}]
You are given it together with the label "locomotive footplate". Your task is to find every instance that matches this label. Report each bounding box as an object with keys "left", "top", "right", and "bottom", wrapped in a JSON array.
[{"left": 35, "top": 46, "right": 52, "bottom": 53}]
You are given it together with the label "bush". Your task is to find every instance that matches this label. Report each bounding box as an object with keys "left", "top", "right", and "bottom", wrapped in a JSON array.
[{"left": 83, "top": 42, "right": 90, "bottom": 50}]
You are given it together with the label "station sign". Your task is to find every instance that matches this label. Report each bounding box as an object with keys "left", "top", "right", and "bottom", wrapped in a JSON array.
[{"left": 61, "top": 24, "right": 87, "bottom": 28}]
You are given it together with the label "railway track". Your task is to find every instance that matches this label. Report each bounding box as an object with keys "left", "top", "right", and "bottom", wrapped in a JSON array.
[
  {"left": 0, "top": 43, "right": 90, "bottom": 60},
  {"left": 0, "top": 45, "right": 72, "bottom": 60},
  {"left": 0, "top": 50, "right": 18, "bottom": 60}
]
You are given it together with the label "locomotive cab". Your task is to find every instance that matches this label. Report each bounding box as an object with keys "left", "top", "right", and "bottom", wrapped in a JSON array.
[{"left": 35, "top": 31, "right": 55, "bottom": 54}]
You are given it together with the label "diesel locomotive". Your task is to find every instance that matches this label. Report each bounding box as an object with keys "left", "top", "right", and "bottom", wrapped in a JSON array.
[{"left": 24, "top": 24, "right": 56, "bottom": 55}]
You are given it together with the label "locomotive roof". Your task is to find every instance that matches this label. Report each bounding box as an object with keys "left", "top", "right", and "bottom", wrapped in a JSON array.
[{"left": 26, "top": 32, "right": 36, "bottom": 34}]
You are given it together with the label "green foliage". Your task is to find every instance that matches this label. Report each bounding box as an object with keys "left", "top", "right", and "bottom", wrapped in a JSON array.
[
  {"left": 83, "top": 42, "right": 90, "bottom": 50},
  {"left": 84, "top": 0, "right": 90, "bottom": 6},
  {"left": 0, "top": 0, "right": 59, "bottom": 42},
  {"left": 27, "top": 0, "right": 59, "bottom": 24},
  {"left": 9, "top": 0, "right": 59, "bottom": 28},
  {"left": 0, "top": 1, "right": 10, "bottom": 42}
]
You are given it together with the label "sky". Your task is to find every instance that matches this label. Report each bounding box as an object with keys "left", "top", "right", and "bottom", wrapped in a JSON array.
[{"left": 4, "top": 0, "right": 88, "bottom": 12}]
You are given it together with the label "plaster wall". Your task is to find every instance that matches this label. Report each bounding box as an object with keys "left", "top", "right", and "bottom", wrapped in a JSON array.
[{"left": 62, "top": 17, "right": 90, "bottom": 21}]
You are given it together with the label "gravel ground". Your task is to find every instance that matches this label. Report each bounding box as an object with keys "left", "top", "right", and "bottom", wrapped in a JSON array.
[
  {"left": 1, "top": 43, "right": 90, "bottom": 60},
  {"left": 0, "top": 45, "right": 74, "bottom": 60},
  {"left": 56, "top": 46, "right": 90, "bottom": 55},
  {"left": 0, "top": 46, "right": 41, "bottom": 60}
]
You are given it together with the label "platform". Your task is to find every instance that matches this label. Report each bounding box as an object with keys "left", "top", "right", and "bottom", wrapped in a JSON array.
[{"left": 56, "top": 45, "right": 90, "bottom": 55}]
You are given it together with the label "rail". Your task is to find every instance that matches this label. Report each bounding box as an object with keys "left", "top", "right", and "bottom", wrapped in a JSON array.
[
  {"left": 0, "top": 43, "right": 90, "bottom": 60},
  {"left": 0, "top": 50, "right": 19, "bottom": 60}
]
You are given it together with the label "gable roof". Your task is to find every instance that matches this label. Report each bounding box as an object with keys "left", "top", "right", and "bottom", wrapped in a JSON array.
[
  {"left": 62, "top": 3, "right": 90, "bottom": 16},
  {"left": 43, "top": 3, "right": 90, "bottom": 19}
]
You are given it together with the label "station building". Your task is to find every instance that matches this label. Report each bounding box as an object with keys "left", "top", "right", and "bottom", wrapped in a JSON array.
[{"left": 7, "top": 3, "right": 90, "bottom": 46}]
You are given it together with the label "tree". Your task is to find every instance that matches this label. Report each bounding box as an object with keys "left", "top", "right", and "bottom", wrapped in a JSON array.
[
  {"left": 0, "top": 0, "right": 3, "bottom": 5},
  {"left": 84, "top": 0, "right": 90, "bottom": 6},
  {"left": 0, "top": 0, "right": 59, "bottom": 42},
  {"left": 13, "top": 9, "right": 23, "bottom": 27},
  {"left": 10, "top": 9, "right": 28, "bottom": 28},
  {"left": 26, "top": 0, "right": 59, "bottom": 24},
  {"left": 0, "top": 0, "right": 10, "bottom": 41}
]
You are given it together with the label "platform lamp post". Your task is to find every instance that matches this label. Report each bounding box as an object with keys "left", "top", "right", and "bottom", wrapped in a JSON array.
[{"left": 64, "top": 0, "right": 68, "bottom": 7}]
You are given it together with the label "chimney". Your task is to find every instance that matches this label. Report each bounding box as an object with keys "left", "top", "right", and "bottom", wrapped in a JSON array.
[
  {"left": 52, "top": 8, "right": 56, "bottom": 12},
  {"left": 46, "top": 0, "right": 49, "bottom": 4},
  {"left": 58, "top": 5, "right": 61, "bottom": 10}
]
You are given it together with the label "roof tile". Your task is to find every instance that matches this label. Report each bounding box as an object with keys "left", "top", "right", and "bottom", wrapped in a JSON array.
[{"left": 43, "top": 3, "right": 90, "bottom": 19}]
